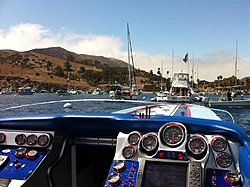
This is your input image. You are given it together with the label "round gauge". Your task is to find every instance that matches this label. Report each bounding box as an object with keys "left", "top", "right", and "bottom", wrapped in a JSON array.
[
  {"left": 216, "top": 152, "right": 232, "bottom": 168},
  {"left": 140, "top": 133, "right": 158, "bottom": 156},
  {"left": 26, "top": 149, "right": 39, "bottom": 160},
  {"left": 113, "top": 160, "right": 126, "bottom": 172},
  {"left": 211, "top": 136, "right": 227, "bottom": 152},
  {"left": 187, "top": 135, "right": 207, "bottom": 159},
  {"left": 15, "top": 147, "right": 27, "bottom": 158},
  {"left": 160, "top": 123, "right": 185, "bottom": 147},
  {"left": 122, "top": 146, "right": 135, "bottom": 159},
  {"left": 26, "top": 134, "right": 37, "bottom": 145},
  {"left": 15, "top": 134, "right": 26, "bottom": 145},
  {"left": 128, "top": 132, "right": 140, "bottom": 146},
  {"left": 224, "top": 171, "right": 241, "bottom": 186},
  {"left": 38, "top": 134, "right": 50, "bottom": 146},
  {"left": 107, "top": 173, "right": 122, "bottom": 186},
  {"left": 0, "top": 132, "right": 6, "bottom": 143}
]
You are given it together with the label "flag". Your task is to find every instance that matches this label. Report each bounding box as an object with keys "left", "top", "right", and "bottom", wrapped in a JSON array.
[{"left": 183, "top": 53, "right": 188, "bottom": 63}]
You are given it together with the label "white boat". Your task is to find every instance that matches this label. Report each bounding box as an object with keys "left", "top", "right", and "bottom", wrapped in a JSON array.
[
  {"left": 109, "top": 83, "right": 123, "bottom": 99},
  {"left": 150, "top": 91, "right": 169, "bottom": 102},
  {"left": 18, "top": 87, "right": 35, "bottom": 95},
  {"left": 91, "top": 88, "right": 103, "bottom": 95},
  {"left": 208, "top": 87, "right": 250, "bottom": 108},
  {"left": 56, "top": 87, "right": 71, "bottom": 96},
  {"left": 121, "top": 23, "right": 139, "bottom": 100},
  {"left": 0, "top": 87, "right": 16, "bottom": 95}
]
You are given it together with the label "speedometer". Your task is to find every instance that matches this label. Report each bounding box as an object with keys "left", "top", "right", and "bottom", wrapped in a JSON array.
[{"left": 160, "top": 122, "right": 185, "bottom": 147}]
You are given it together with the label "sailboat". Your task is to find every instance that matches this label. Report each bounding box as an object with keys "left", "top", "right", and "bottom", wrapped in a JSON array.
[
  {"left": 208, "top": 40, "right": 250, "bottom": 108},
  {"left": 121, "top": 23, "right": 139, "bottom": 100}
]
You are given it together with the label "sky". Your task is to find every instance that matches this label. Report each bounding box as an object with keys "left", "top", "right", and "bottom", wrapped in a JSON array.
[{"left": 0, "top": 0, "right": 249, "bottom": 81}]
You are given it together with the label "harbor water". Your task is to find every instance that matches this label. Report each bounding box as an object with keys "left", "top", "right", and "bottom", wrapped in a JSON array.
[{"left": 0, "top": 92, "right": 250, "bottom": 137}]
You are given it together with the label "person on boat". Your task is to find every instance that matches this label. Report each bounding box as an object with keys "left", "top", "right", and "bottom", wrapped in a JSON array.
[{"left": 227, "top": 89, "right": 232, "bottom": 101}]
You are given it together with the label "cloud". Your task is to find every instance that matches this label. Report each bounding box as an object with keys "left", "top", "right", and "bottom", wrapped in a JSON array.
[{"left": 0, "top": 23, "right": 249, "bottom": 82}]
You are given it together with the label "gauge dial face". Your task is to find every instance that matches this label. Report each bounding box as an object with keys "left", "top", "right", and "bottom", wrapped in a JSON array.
[
  {"left": 26, "top": 134, "right": 37, "bottom": 145},
  {"left": 0, "top": 133, "right": 6, "bottom": 143},
  {"left": 128, "top": 132, "right": 140, "bottom": 145},
  {"left": 187, "top": 136, "right": 207, "bottom": 159},
  {"left": 15, "top": 147, "right": 27, "bottom": 158},
  {"left": 15, "top": 134, "right": 26, "bottom": 145},
  {"left": 113, "top": 160, "right": 126, "bottom": 172},
  {"left": 38, "top": 134, "right": 50, "bottom": 146},
  {"left": 141, "top": 134, "right": 158, "bottom": 152},
  {"left": 216, "top": 152, "right": 232, "bottom": 168},
  {"left": 211, "top": 137, "right": 227, "bottom": 152},
  {"left": 224, "top": 171, "right": 241, "bottom": 185},
  {"left": 26, "top": 149, "right": 39, "bottom": 160},
  {"left": 107, "top": 173, "right": 122, "bottom": 185},
  {"left": 122, "top": 146, "right": 135, "bottom": 159},
  {"left": 161, "top": 124, "right": 185, "bottom": 147}
]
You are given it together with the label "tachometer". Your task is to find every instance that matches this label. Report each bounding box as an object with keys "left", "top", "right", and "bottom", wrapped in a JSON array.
[
  {"left": 211, "top": 136, "right": 227, "bottom": 152},
  {"left": 140, "top": 133, "right": 158, "bottom": 156},
  {"left": 160, "top": 122, "right": 185, "bottom": 147},
  {"left": 187, "top": 135, "right": 207, "bottom": 160}
]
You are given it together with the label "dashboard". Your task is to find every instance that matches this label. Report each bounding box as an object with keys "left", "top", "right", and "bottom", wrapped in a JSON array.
[
  {"left": 104, "top": 122, "right": 242, "bottom": 187},
  {"left": 0, "top": 113, "right": 249, "bottom": 187}
]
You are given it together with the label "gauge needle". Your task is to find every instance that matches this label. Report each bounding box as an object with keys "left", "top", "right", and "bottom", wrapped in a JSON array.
[
  {"left": 191, "top": 144, "right": 199, "bottom": 148},
  {"left": 172, "top": 133, "right": 175, "bottom": 143}
]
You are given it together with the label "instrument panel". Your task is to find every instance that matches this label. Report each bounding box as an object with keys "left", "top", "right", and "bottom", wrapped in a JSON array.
[{"left": 105, "top": 121, "right": 241, "bottom": 187}]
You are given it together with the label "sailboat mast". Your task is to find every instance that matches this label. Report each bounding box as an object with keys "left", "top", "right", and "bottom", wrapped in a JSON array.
[
  {"left": 127, "top": 23, "right": 132, "bottom": 88},
  {"left": 235, "top": 40, "right": 238, "bottom": 86},
  {"left": 127, "top": 23, "right": 137, "bottom": 87}
]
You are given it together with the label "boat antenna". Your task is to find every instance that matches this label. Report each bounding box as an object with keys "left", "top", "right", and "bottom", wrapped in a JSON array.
[{"left": 234, "top": 40, "right": 238, "bottom": 86}]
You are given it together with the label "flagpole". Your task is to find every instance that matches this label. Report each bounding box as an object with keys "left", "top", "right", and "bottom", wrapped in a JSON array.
[
  {"left": 172, "top": 50, "right": 174, "bottom": 82},
  {"left": 192, "top": 52, "right": 194, "bottom": 87}
]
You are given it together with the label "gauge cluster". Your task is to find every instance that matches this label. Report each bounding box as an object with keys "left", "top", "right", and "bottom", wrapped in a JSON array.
[
  {"left": 115, "top": 122, "right": 236, "bottom": 169},
  {"left": 0, "top": 130, "right": 53, "bottom": 147},
  {"left": 106, "top": 122, "right": 241, "bottom": 187}
]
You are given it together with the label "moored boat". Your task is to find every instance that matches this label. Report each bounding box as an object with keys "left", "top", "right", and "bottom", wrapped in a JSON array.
[{"left": 208, "top": 86, "right": 250, "bottom": 108}]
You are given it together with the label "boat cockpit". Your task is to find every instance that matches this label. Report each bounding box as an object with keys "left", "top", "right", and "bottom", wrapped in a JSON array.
[{"left": 0, "top": 101, "right": 249, "bottom": 187}]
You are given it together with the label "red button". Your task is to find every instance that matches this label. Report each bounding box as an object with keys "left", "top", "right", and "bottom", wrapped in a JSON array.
[{"left": 178, "top": 153, "right": 184, "bottom": 160}]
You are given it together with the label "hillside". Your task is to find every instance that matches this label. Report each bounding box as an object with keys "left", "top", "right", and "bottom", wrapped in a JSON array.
[{"left": 0, "top": 47, "right": 148, "bottom": 92}]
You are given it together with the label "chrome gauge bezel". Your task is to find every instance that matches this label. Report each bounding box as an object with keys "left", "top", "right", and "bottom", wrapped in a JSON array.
[
  {"left": 122, "top": 145, "right": 135, "bottom": 159},
  {"left": 127, "top": 131, "right": 141, "bottom": 146},
  {"left": 216, "top": 152, "right": 232, "bottom": 168},
  {"left": 139, "top": 133, "right": 159, "bottom": 156},
  {"left": 211, "top": 136, "right": 227, "bottom": 152},
  {"left": 107, "top": 173, "right": 122, "bottom": 186},
  {"left": 186, "top": 135, "right": 207, "bottom": 160},
  {"left": 159, "top": 122, "right": 186, "bottom": 148},
  {"left": 113, "top": 160, "right": 126, "bottom": 173}
]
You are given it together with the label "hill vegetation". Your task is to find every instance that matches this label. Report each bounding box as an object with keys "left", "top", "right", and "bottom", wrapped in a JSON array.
[
  {"left": 0, "top": 47, "right": 165, "bottom": 92},
  {"left": 0, "top": 47, "right": 250, "bottom": 93}
]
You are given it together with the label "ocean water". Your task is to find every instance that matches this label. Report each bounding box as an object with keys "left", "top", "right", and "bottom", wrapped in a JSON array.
[{"left": 0, "top": 92, "right": 250, "bottom": 137}]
